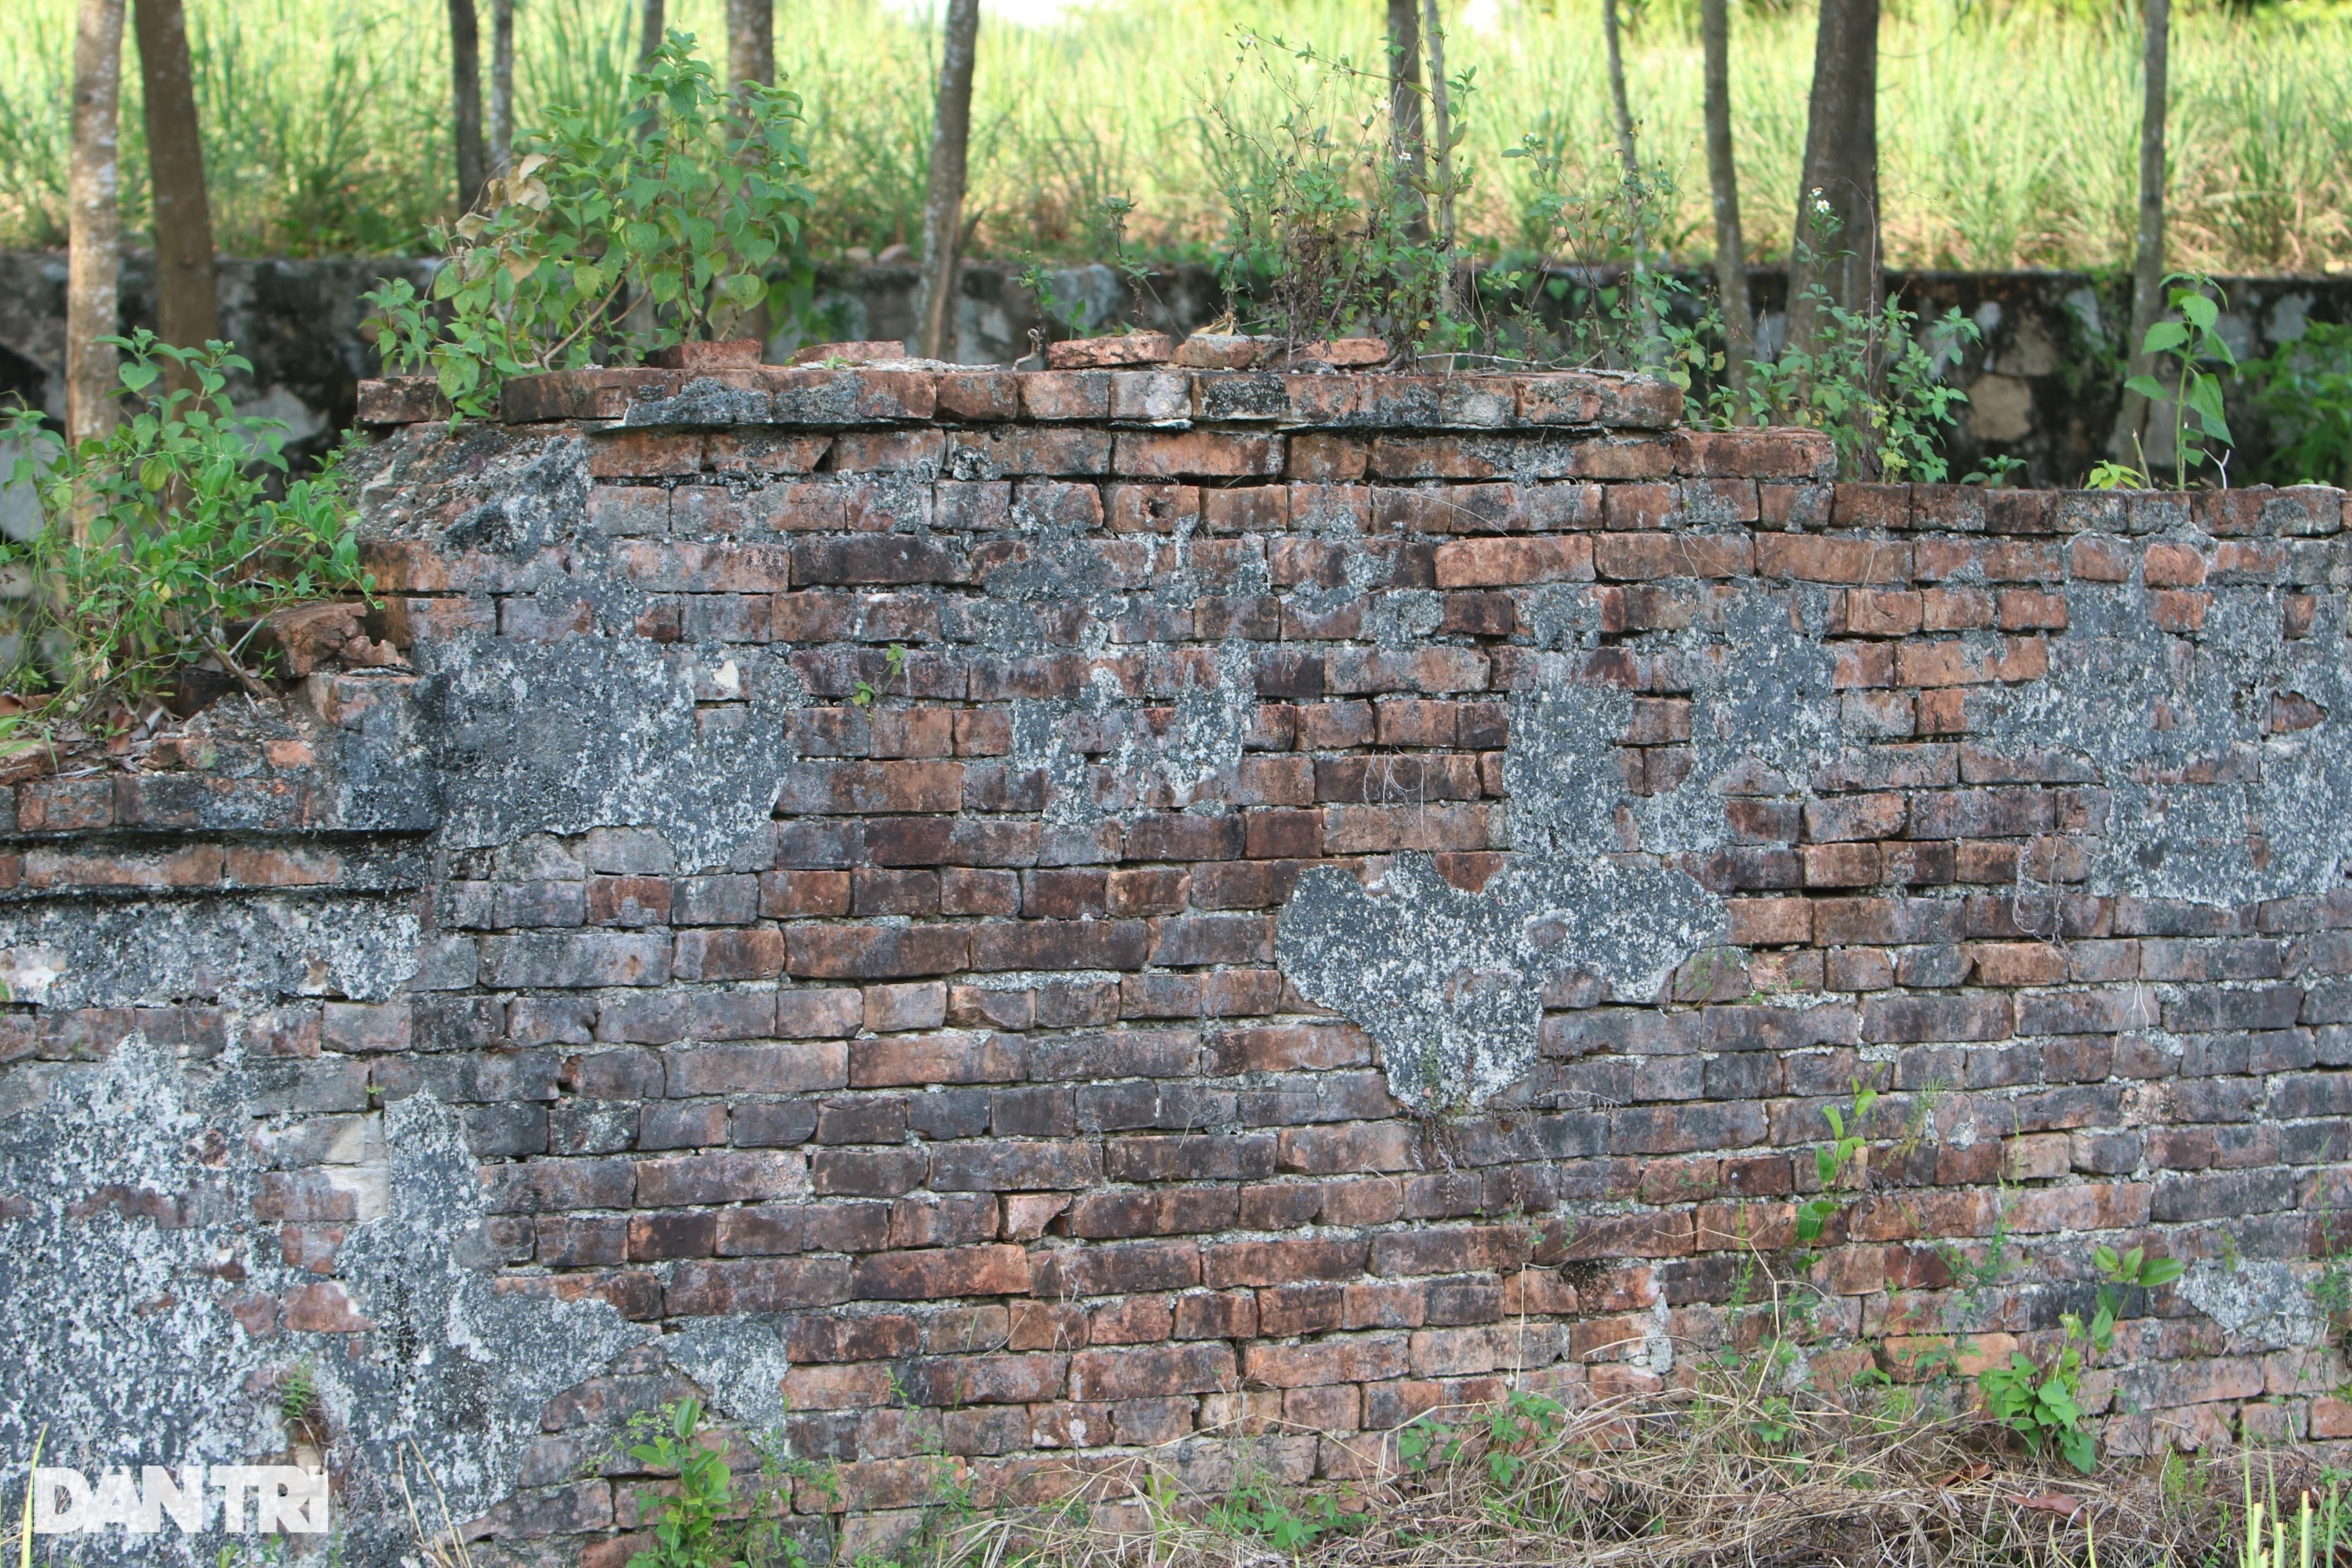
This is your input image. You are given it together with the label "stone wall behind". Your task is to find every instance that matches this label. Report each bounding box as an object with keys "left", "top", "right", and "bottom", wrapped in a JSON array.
[
  {"left": 6, "top": 251, "right": 2351, "bottom": 487},
  {"left": 0, "top": 362, "right": 2347, "bottom": 1566}
]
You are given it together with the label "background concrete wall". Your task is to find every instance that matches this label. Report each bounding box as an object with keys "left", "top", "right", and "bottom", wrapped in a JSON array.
[{"left": 7, "top": 252, "right": 2350, "bottom": 486}]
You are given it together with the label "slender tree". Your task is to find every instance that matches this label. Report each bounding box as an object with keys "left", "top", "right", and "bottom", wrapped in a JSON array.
[
  {"left": 134, "top": 0, "right": 218, "bottom": 374},
  {"left": 1701, "top": 0, "right": 1753, "bottom": 411},
  {"left": 68, "top": 0, "right": 127, "bottom": 454},
  {"left": 1386, "top": 0, "right": 1426, "bottom": 241},
  {"left": 1420, "top": 0, "right": 1457, "bottom": 317},
  {"left": 638, "top": 0, "right": 663, "bottom": 67},
  {"left": 1600, "top": 0, "right": 1659, "bottom": 353},
  {"left": 1785, "top": 0, "right": 1880, "bottom": 358},
  {"left": 2110, "top": 0, "right": 2169, "bottom": 461},
  {"left": 727, "top": 0, "right": 774, "bottom": 90},
  {"left": 916, "top": 0, "right": 979, "bottom": 361},
  {"left": 449, "top": 0, "right": 487, "bottom": 211},
  {"left": 488, "top": 0, "right": 515, "bottom": 176}
]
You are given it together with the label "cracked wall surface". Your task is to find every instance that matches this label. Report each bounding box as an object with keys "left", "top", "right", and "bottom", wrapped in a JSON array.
[{"left": 1, "top": 371, "right": 2348, "bottom": 1564}]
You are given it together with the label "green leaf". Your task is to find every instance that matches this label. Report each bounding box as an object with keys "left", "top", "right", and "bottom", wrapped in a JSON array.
[
  {"left": 2140, "top": 1256, "right": 2185, "bottom": 1287},
  {"left": 2180, "top": 293, "right": 2219, "bottom": 331},
  {"left": 2142, "top": 321, "right": 2190, "bottom": 354},
  {"left": 2125, "top": 374, "right": 2169, "bottom": 401}
]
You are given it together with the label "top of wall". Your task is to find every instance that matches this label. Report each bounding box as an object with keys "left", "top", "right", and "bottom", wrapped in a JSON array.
[{"left": 366, "top": 361, "right": 1694, "bottom": 437}]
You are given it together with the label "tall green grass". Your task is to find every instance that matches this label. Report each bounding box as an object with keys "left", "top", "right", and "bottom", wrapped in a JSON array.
[{"left": 0, "top": 0, "right": 2345, "bottom": 272}]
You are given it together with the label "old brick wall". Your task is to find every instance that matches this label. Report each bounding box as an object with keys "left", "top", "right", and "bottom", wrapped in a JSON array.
[{"left": 1, "top": 360, "right": 2348, "bottom": 1566}]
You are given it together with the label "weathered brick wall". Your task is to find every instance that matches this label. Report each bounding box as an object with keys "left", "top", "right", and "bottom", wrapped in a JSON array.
[{"left": 2, "top": 360, "right": 2348, "bottom": 1566}]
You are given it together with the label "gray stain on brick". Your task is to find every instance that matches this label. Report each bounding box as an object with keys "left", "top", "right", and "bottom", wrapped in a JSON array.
[
  {"left": 1989, "top": 567, "right": 2352, "bottom": 904},
  {"left": 0, "top": 1036, "right": 645, "bottom": 1566},
  {"left": 0, "top": 896, "right": 421, "bottom": 1009},
  {"left": 1276, "top": 583, "right": 1856, "bottom": 1109},
  {"left": 417, "top": 632, "right": 804, "bottom": 871}
]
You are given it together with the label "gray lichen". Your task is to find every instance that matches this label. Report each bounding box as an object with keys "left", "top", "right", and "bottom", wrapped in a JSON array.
[
  {"left": 417, "top": 632, "right": 805, "bottom": 871},
  {"left": 1987, "top": 570, "right": 2352, "bottom": 904},
  {"left": 0, "top": 1034, "right": 645, "bottom": 1566},
  {"left": 0, "top": 896, "right": 421, "bottom": 1009}
]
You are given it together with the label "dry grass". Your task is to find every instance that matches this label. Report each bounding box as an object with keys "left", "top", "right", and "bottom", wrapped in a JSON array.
[{"left": 941, "top": 1370, "right": 2280, "bottom": 1568}]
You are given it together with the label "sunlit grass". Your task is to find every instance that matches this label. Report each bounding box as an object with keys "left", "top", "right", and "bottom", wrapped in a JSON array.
[{"left": 0, "top": 0, "right": 2344, "bottom": 272}]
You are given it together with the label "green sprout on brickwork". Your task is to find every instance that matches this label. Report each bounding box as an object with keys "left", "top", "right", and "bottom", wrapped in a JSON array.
[
  {"left": 1795, "top": 1080, "right": 1879, "bottom": 1246},
  {"left": 851, "top": 643, "right": 908, "bottom": 709}
]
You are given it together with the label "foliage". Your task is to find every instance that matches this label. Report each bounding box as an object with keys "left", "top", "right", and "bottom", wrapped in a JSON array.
[
  {"left": 1974, "top": 1245, "right": 2178, "bottom": 1475},
  {"left": 626, "top": 1400, "right": 752, "bottom": 1568},
  {"left": 1723, "top": 212, "right": 1979, "bottom": 480},
  {"left": 0, "top": 333, "right": 368, "bottom": 733},
  {"left": 1207, "top": 1482, "right": 1370, "bottom": 1553},
  {"left": 1200, "top": 32, "right": 1451, "bottom": 350},
  {"left": 1795, "top": 1081, "right": 1879, "bottom": 1245},
  {"left": 1396, "top": 1390, "right": 1569, "bottom": 1490},
  {"left": 2248, "top": 321, "right": 2352, "bottom": 487},
  {"left": 362, "top": 31, "right": 816, "bottom": 417},
  {"left": 2120, "top": 274, "right": 2239, "bottom": 490},
  {"left": 9, "top": 0, "right": 2352, "bottom": 275},
  {"left": 1976, "top": 1333, "right": 2095, "bottom": 1473}
]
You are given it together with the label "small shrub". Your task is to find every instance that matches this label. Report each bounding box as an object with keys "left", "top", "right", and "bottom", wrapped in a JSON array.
[
  {"left": 365, "top": 31, "right": 818, "bottom": 418},
  {"left": 0, "top": 332, "right": 368, "bottom": 738},
  {"left": 2248, "top": 320, "right": 2352, "bottom": 488}
]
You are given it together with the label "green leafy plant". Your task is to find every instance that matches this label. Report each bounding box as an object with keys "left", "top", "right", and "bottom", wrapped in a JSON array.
[
  {"left": 2093, "top": 1242, "right": 2185, "bottom": 1334},
  {"left": 1976, "top": 1324, "right": 2094, "bottom": 1473},
  {"left": 2122, "top": 273, "right": 2238, "bottom": 490},
  {"left": 0, "top": 332, "right": 368, "bottom": 734},
  {"left": 1795, "top": 1081, "right": 1879, "bottom": 1246},
  {"left": 1735, "top": 291, "right": 1977, "bottom": 482},
  {"left": 2248, "top": 321, "right": 2352, "bottom": 488},
  {"left": 627, "top": 1400, "right": 746, "bottom": 1568},
  {"left": 1208, "top": 1481, "right": 1368, "bottom": 1553},
  {"left": 1975, "top": 1246, "right": 2175, "bottom": 1474},
  {"left": 363, "top": 30, "right": 816, "bottom": 417},
  {"left": 1713, "top": 204, "right": 1977, "bottom": 481},
  {"left": 1201, "top": 32, "right": 1453, "bottom": 352}
]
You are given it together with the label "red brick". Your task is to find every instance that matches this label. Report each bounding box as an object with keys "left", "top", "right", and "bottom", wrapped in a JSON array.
[
  {"left": 1113, "top": 431, "right": 1283, "bottom": 479},
  {"left": 1067, "top": 1343, "right": 1236, "bottom": 1401},
  {"left": 1432, "top": 536, "right": 1593, "bottom": 587},
  {"left": 1594, "top": 533, "right": 1752, "bottom": 579},
  {"left": 851, "top": 1246, "right": 1031, "bottom": 1300}
]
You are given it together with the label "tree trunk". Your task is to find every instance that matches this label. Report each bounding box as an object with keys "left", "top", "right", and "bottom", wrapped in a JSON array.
[
  {"left": 1785, "top": 0, "right": 1880, "bottom": 358},
  {"left": 449, "top": 0, "right": 487, "bottom": 211},
  {"left": 1420, "top": 0, "right": 1457, "bottom": 317},
  {"left": 1701, "top": 0, "right": 1753, "bottom": 412},
  {"left": 1386, "top": 0, "right": 1426, "bottom": 241},
  {"left": 638, "top": 0, "right": 663, "bottom": 67},
  {"left": 916, "top": 0, "right": 979, "bottom": 362},
  {"left": 2110, "top": 0, "right": 2169, "bottom": 462},
  {"left": 1600, "top": 0, "right": 1659, "bottom": 357},
  {"left": 488, "top": 0, "right": 514, "bottom": 176},
  {"left": 134, "top": 0, "right": 217, "bottom": 377},
  {"left": 68, "top": 0, "right": 126, "bottom": 456},
  {"left": 727, "top": 0, "right": 773, "bottom": 89}
]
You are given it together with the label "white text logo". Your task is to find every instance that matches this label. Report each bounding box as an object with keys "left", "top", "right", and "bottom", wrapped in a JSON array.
[{"left": 31, "top": 1466, "right": 329, "bottom": 1536}]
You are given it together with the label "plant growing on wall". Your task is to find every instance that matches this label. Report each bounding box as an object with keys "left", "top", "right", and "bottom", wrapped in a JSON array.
[
  {"left": 2090, "top": 273, "right": 2237, "bottom": 490},
  {"left": 363, "top": 31, "right": 817, "bottom": 418},
  {"left": 0, "top": 332, "right": 368, "bottom": 737},
  {"left": 1201, "top": 32, "right": 1454, "bottom": 352}
]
